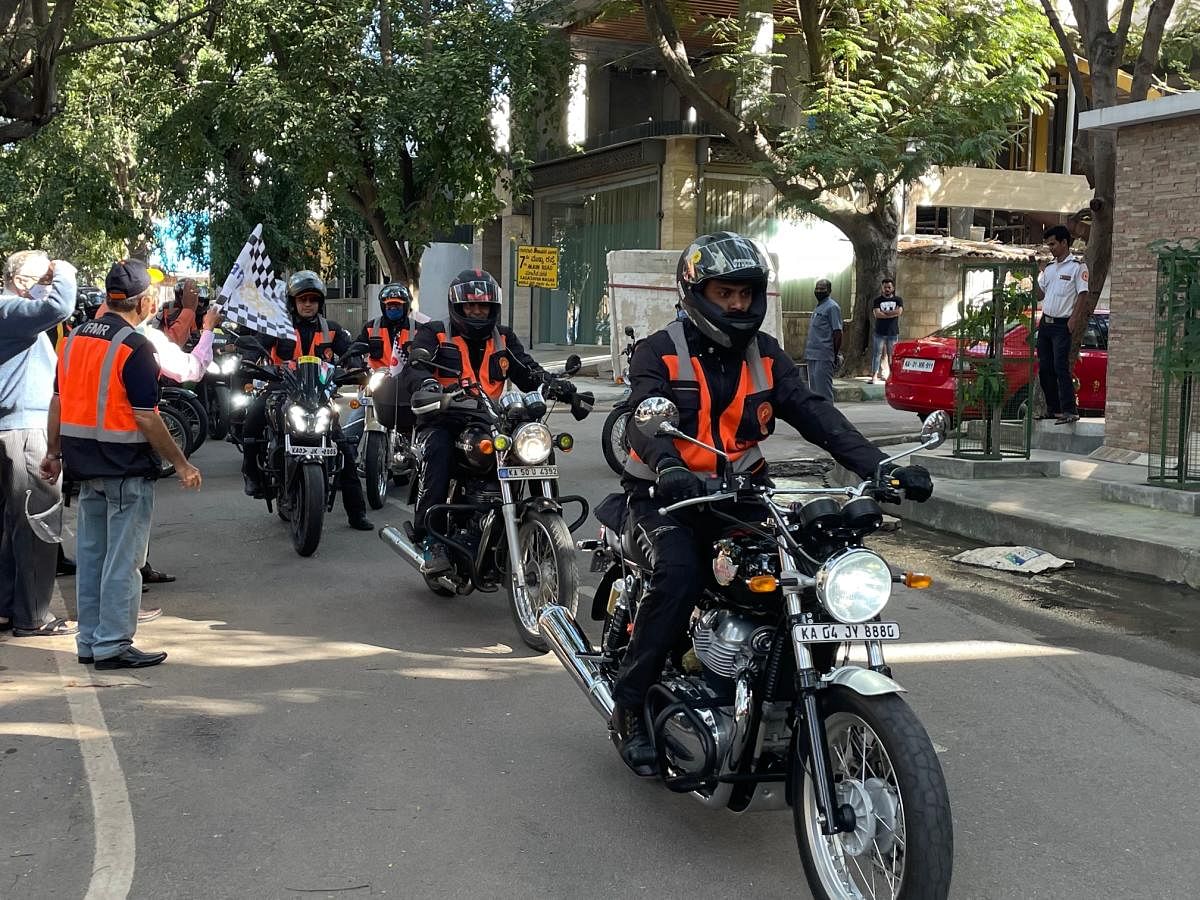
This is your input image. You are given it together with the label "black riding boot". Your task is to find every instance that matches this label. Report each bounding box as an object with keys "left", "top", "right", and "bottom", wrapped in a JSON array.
[
  {"left": 340, "top": 457, "right": 373, "bottom": 530},
  {"left": 241, "top": 440, "right": 265, "bottom": 497},
  {"left": 611, "top": 702, "right": 657, "bottom": 777}
]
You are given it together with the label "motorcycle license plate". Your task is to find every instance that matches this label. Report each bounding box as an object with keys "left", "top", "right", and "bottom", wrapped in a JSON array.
[
  {"left": 795, "top": 621, "right": 901, "bottom": 643},
  {"left": 287, "top": 444, "right": 337, "bottom": 456},
  {"left": 498, "top": 465, "right": 559, "bottom": 480}
]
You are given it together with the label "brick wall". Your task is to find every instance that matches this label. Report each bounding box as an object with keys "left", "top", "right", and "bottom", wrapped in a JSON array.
[{"left": 1106, "top": 116, "right": 1200, "bottom": 454}]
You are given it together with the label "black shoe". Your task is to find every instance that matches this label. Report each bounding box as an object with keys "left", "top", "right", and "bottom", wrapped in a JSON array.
[
  {"left": 95, "top": 647, "right": 168, "bottom": 670},
  {"left": 78, "top": 655, "right": 94, "bottom": 664},
  {"left": 140, "top": 563, "right": 175, "bottom": 584},
  {"left": 57, "top": 554, "right": 77, "bottom": 576},
  {"left": 611, "top": 704, "right": 657, "bottom": 776},
  {"left": 243, "top": 473, "right": 265, "bottom": 498},
  {"left": 420, "top": 540, "right": 451, "bottom": 575},
  {"left": 348, "top": 514, "right": 374, "bottom": 531}
]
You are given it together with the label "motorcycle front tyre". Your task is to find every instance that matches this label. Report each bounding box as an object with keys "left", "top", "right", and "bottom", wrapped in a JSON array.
[
  {"left": 506, "top": 509, "right": 579, "bottom": 653},
  {"left": 289, "top": 463, "right": 326, "bottom": 557}
]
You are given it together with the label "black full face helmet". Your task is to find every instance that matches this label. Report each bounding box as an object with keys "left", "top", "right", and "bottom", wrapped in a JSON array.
[
  {"left": 286, "top": 270, "right": 327, "bottom": 320},
  {"left": 676, "top": 232, "right": 771, "bottom": 350},
  {"left": 447, "top": 269, "right": 502, "bottom": 340},
  {"left": 378, "top": 282, "right": 412, "bottom": 317}
]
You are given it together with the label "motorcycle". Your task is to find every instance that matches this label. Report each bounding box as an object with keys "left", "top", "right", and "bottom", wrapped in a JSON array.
[
  {"left": 355, "top": 369, "right": 417, "bottom": 510},
  {"left": 601, "top": 325, "right": 639, "bottom": 475},
  {"left": 235, "top": 335, "right": 370, "bottom": 557},
  {"left": 538, "top": 400, "right": 954, "bottom": 900},
  {"left": 379, "top": 348, "right": 595, "bottom": 651},
  {"left": 201, "top": 322, "right": 241, "bottom": 441}
]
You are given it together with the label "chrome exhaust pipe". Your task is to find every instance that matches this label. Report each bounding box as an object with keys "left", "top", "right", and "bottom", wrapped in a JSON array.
[
  {"left": 379, "top": 524, "right": 423, "bottom": 571},
  {"left": 538, "top": 604, "right": 615, "bottom": 720}
]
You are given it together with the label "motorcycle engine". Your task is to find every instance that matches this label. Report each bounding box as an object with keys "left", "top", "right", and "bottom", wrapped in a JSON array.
[{"left": 691, "top": 609, "right": 774, "bottom": 681}]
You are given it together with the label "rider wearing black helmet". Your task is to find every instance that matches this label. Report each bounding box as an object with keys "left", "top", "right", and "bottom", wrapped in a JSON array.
[
  {"left": 401, "top": 269, "right": 575, "bottom": 574},
  {"left": 239, "top": 270, "right": 372, "bottom": 530},
  {"left": 609, "top": 232, "right": 934, "bottom": 775}
]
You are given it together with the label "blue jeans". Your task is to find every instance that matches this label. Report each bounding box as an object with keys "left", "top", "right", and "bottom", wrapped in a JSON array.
[
  {"left": 871, "top": 333, "right": 898, "bottom": 377},
  {"left": 75, "top": 476, "right": 155, "bottom": 660}
]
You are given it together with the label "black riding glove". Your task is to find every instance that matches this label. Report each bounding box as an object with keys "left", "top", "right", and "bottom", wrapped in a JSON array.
[
  {"left": 882, "top": 463, "right": 933, "bottom": 502},
  {"left": 419, "top": 378, "right": 442, "bottom": 393},
  {"left": 655, "top": 461, "right": 704, "bottom": 505},
  {"left": 546, "top": 378, "right": 577, "bottom": 401}
]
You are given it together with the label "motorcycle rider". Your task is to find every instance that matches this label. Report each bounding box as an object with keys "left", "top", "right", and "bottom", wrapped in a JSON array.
[
  {"left": 358, "top": 283, "right": 417, "bottom": 371},
  {"left": 240, "top": 270, "right": 373, "bottom": 531},
  {"left": 402, "top": 269, "right": 576, "bottom": 574},
  {"left": 612, "top": 232, "right": 934, "bottom": 775}
]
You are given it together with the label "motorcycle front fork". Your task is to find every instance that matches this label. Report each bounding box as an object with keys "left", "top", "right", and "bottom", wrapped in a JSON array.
[{"left": 499, "top": 480, "right": 528, "bottom": 603}]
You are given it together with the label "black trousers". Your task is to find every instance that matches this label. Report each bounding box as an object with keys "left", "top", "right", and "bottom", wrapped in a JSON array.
[
  {"left": 241, "top": 392, "right": 366, "bottom": 517},
  {"left": 413, "top": 424, "right": 454, "bottom": 537},
  {"left": 613, "top": 493, "right": 712, "bottom": 709},
  {"left": 1036, "top": 320, "right": 1077, "bottom": 416}
]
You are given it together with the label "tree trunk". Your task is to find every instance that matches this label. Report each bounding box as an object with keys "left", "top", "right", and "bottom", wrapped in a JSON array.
[{"left": 833, "top": 205, "right": 899, "bottom": 373}]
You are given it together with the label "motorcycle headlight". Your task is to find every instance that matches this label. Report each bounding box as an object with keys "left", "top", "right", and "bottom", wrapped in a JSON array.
[
  {"left": 206, "top": 361, "right": 221, "bottom": 375},
  {"left": 368, "top": 371, "right": 386, "bottom": 392},
  {"left": 289, "top": 404, "right": 312, "bottom": 433},
  {"left": 513, "top": 422, "right": 552, "bottom": 464},
  {"left": 314, "top": 407, "right": 332, "bottom": 433},
  {"left": 815, "top": 548, "right": 892, "bottom": 624},
  {"left": 220, "top": 355, "right": 239, "bottom": 375},
  {"left": 232, "top": 394, "right": 249, "bottom": 409}
]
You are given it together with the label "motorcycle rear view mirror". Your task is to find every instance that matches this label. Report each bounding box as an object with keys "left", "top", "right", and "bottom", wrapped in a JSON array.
[
  {"left": 564, "top": 354, "right": 582, "bottom": 377},
  {"left": 633, "top": 396, "right": 680, "bottom": 437},
  {"left": 624, "top": 326, "right": 635, "bottom": 338},
  {"left": 920, "top": 410, "right": 950, "bottom": 448},
  {"left": 411, "top": 344, "right": 463, "bottom": 377},
  {"left": 367, "top": 336, "right": 385, "bottom": 360}
]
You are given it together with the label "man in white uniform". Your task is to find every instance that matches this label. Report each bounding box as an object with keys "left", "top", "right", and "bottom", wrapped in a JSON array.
[{"left": 1036, "top": 225, "right": 1088, "bottom": 425}]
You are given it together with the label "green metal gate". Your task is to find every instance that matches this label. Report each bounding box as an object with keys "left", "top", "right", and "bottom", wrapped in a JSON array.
[
  {"left": 952, "top": 263, "right": 1038, "bottom": 459},
  {"left": 1149, "top": 239, "right": 1200, "bottom": 490}
]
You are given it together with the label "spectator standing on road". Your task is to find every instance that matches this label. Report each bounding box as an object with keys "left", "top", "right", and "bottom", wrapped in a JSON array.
[
  {"left": 804, "top": 279, "right": 843, "bottom": 402},
  {"left": 40, "top": 259, "right": 202, "bottom": 670},
  {"left": 1036, "top": 225, "right": 1088, "bottom": 425},
  {"left": 870, "top": 277, "right": 903, "bottom": 384},
  {"left": 1, "top": 250, "right": 78, "bottom": 636}
]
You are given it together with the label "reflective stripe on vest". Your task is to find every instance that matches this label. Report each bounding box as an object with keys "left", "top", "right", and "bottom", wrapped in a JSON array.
[
  {"left": 272, "top": 317, "right": 334, "bottom": 363},
  {"left": 59, "top": 325, "right": 149, "bottom": 444},
  {"left": 624, "top": 321, "right": 769, "bottom": 481},
  {"left": 434, "top": 327, "right": 508, "bottom": 398}
]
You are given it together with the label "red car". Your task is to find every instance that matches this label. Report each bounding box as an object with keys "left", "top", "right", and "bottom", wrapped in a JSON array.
[{"left": 885, "top": 312, "right": 1108, "bottom": 420}]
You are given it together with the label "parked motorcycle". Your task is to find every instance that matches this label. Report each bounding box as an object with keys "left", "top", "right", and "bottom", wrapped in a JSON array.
[
  {"left": 235, "top": 335, "right": 370, "bottom": 556},
  {"left": 601, "top": 325, "right": 639, "bottom": 475},
  {"left": 539, "top": 401, "right": 954, "bottom": 900},
  {"left": 379, "top": 348, "right": 595, "bottom": 651}
]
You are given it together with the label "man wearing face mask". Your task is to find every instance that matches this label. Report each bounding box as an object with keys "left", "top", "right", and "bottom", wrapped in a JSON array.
[
  {"left": 1, "top": 250, "right": 77, "bottom": 636},
  {"left": 804, "top": 278, "right": 843, "bottom": 402},
  {"left": 610, "top": 233, "right": 933, "bottom": 774},
  {"left": 41, "top": 259, "right": 201, "bottom": 669},
  {"left": 239, "top": 270, "right": 373, "bottom": 531}
]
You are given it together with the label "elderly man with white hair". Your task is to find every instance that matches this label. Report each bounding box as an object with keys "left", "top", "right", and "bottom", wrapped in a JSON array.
[{"left": 0, "top": 249, "right": 77, "bottom": 636}]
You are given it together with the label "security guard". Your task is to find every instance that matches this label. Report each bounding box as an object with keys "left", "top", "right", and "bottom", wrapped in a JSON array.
[
  {"left": 612, "top": 232, "right": 934, "bottom": 774},
  {"left": 358, "top": 283, "right": 415, "bottom": 371},
  {"left": 402, "top": 269, "right": 574, "bottom": 573},
  {"left": 240, "top": 270, "right": 373, "bottom": 531},
  {"left": 1036, "top": 225, "right": 1088, "bottom": 425}
]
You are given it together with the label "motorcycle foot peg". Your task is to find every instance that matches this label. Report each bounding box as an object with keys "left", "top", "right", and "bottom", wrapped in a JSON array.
[{"left": 576, "top": 539, "right": 600, "bottom": 551}]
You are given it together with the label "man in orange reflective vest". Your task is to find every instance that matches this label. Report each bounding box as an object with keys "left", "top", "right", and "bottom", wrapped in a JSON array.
[
  {"left": 239, "top": 271, "right": 372, "bottom": 530},
  {"left": 40, "top": 259, "right": 201, "bottom": 670},
  {"left": 401, "top": 269, "right": 573, "bottom": 574},
  {"left": 358, "top": 283, "right": 414, "bottom": 371},
  {"left": 610, "top": 233, "right": 935, "bottom": 774}
]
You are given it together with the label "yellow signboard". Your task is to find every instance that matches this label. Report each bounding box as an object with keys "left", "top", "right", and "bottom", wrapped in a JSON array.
[{"left": 516, "top": 245, "right": 560, "bottom": 289}]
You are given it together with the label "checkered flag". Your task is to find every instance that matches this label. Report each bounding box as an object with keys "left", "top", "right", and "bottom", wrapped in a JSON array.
[{"left": 216, "top": 224, "right": 293, "bottom": 339}]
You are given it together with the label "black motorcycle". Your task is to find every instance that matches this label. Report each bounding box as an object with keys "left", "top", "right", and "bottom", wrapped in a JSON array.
[
  {"left": 379, "top": 349, "right": 594, "bottom": 651},
  {"left": 539, "top": 401, "right": 954, "bottom": 900},
  {"left": 235, "top": 335, "right": 369, "bottom": 556},
  {"left": 201, "top": 322, "right": 240, "bottom": 441}
]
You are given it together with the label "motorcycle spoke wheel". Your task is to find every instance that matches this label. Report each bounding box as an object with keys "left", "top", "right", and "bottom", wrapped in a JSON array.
[
  {"left": 794, "top": 688, "right": 952, "bottom": 900},
  {"left": 601, "top": 409, "right": 631, "bottom": 475},
  {"left": 507, "top": 510, "right": 578, "bottom": 653},
  {"left": 364, "top": 431, "right": 389, "bottom": 510},
  {"left": 157, "top": 408, "right": 189, "bottom": 478}
]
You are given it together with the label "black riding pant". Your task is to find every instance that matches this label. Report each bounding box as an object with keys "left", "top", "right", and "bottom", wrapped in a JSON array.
[
  {"left": 413, "top": 424, "right": 454, "bottom": 537},
  {"left": 241, "top": 390, "right": 366, "bottom": 517},
  {"left": 613, "top": 493, "right": 710, "bottom": 709}
]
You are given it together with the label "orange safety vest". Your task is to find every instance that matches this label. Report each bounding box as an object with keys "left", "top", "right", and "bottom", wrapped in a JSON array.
[
  {"left": 433, "top": 327, "right": 509, "bottom": 399},
  {"left": 58, "top": 320, "right": 152, "bottom": 445},
  {"left": 625, "top": 321, "right": 774, "bottom": 479},
  {"left": 366, "top": 320, "right": 410, "bottom": 371},
  {"left": 271, "top": 317, "right": 336, "bottom": 365}
]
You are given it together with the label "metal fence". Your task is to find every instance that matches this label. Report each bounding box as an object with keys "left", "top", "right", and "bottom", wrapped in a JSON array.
[
  {"left": 1149, "top": 239, "right": 1200, "bottom": 490},
  {"left": 952, "top": 263, "right": 1037, "bottom": 459}
]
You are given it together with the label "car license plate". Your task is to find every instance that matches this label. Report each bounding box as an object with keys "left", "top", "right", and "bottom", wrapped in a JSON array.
[
  {"left": 902, "top": 358, "right": 936, "bottom": 373},
  {"left": 794, "top": 621, "right": 901, "bottom": 643},
  {"left": 498, "top": 465, "right": 559, "bottom": 480}
]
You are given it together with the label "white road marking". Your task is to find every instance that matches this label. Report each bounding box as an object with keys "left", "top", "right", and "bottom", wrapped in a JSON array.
[{"left": 52, "top": 588, "right": 136, "bottom": 900}]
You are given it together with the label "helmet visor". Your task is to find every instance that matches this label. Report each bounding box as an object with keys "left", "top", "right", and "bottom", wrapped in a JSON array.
[
  {"left": 683, "top": 235, "right": 771, "bottom": 285},
  {"left": 449, "top": 280, "right": 501, "bottom": 306}
]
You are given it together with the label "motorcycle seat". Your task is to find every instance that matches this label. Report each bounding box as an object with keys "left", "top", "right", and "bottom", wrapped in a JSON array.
[{"left": 620, "top": 518, "right": 654, "bottom": 571}]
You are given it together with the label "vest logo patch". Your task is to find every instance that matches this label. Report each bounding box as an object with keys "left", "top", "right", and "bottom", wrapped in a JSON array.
[
  {"left": 498, "top": 355, "right": 509, "bottom": 375},
  {"left": 757, "top": 401, "right": 773, "bottom": 436}
]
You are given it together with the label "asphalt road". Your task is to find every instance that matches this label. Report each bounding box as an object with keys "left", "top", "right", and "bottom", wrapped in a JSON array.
[{"left": 3, "top": 406, "right": 1200, "bottom": 900}]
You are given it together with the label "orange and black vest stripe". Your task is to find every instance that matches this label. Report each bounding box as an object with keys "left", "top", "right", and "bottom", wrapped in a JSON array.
[
  {"left": 626, "top": 321, "right": 774, "bottom": 480},
  {"left": 58, "top": 321, "right": 150, "bottom": 445},
  {"left": 271, "top": 317, "right": 336, "bottom": 364},
  {"left": 366, "top": 320, "right": 410, "bottom": 370},
  {"left": 433, "top": 327, "right": 509, "bottom": 399}
]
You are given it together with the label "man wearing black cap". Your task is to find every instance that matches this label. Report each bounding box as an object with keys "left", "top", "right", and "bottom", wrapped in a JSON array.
[{"left": 40, "top": 259, "right": 201, "bottom": 670}]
